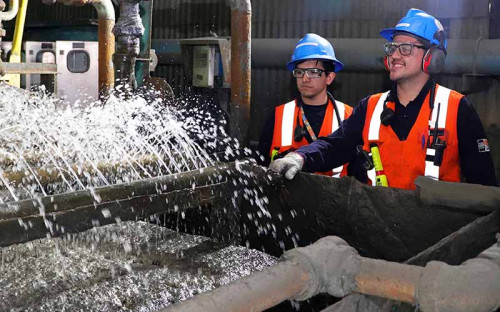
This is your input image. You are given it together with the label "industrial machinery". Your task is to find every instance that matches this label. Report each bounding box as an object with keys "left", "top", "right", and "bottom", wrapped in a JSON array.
[
  {"left": 25, "top": 41, "right": 56, "bottom": 91},
  {"left": 0, "top": 0, "right": 498, "bottom": 312},
  {"left": 56, "top": 40, "right": 99, "bottom": 104}
]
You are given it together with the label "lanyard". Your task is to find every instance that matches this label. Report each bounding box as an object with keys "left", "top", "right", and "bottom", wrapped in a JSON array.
[{"left": 300, "top": 106, "right": 318, "bottom": 141}]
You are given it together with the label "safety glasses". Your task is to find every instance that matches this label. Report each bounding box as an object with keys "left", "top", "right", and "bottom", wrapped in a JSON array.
[
  {"left": 292, "top": 68, "right": 326, "bottom": 78},
  {"left": 384, "top": 42, "right": 427, "bottom": 56}
]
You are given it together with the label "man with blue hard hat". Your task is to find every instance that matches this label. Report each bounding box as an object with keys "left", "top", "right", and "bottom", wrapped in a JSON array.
[
  {"left": 258, "top": 33, "right": 362, "bottom": 178},
  {"left": 270, "top": 9, "right": 496, "bottom": 189}
]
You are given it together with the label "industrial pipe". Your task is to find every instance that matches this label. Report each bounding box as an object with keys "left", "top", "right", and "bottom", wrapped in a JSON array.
[
  {"left": 415, "top": 176, "right": 500, "bottom": 212},
  {"left": 230, "top": 0, "right": 251, "bottom": 145},
  {"left": 253, "top": 38, "right": 500, "bottom": 75},
  {"left": 113, "top": 0, "right": 144, "bottom": 90},
  {"left": 93, "top": 0, "right": 116, "bottom": 98},
  {"left": 416, "top": 237, "right": 500, "bottom": 312},
  {"left": 0, "top": 62, "right": 56, "bottom": 74},
  {"left": 154, "top": 38, "right": 500, "bottom": 75},
  {"left": 0, "top": 159, "right": 269, "bottom": 247},
  {"left": 0, "top": 154, "right": 166, "bottom": 189},
  {"left": 41, "top": 0, "right": 115, "bottom": 98},
  {"left": 0, "top": 0, "right": 18, "bottom": 21},
  {"left": 160, "top": 261, "right": 310, "bottom": 312},
  {"left": 163, "top": 235, "right": 500, "bottom": 312},
  {"left": 135, "top": 0, "right": 152, "bottom": 88}
]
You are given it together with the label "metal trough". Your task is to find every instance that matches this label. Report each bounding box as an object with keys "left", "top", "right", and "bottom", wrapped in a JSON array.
[{"left": 1, "top": 159, "right": 499, "bottom": 311}]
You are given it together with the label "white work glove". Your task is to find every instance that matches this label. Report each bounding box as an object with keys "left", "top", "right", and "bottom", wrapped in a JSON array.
[{"left": 269, "top": 152, "right": 304, "bottom": 180}]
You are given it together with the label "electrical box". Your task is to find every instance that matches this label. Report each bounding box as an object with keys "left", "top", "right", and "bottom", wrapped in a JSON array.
[
  {"left": 179, "top": 37, "right": 231, "bottom": 88},
  {"left": 56, "top": 41, "right": 98, "bottom": 104},
  {"left": 193, "top": 45, "right": 215, "bottom": 87}
]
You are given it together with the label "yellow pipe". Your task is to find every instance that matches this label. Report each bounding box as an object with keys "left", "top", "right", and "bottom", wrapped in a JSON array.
[{"left": 5, "top": 0, "right": 28, "bottom": 87}]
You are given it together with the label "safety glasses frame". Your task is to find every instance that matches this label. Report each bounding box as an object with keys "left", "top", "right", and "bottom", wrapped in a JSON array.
[
  {"left": 384, "top": 42, "right": 427, "bottom": 56},
  {"left": 292, "top": 68, "right": 326, "bottom": 78}
]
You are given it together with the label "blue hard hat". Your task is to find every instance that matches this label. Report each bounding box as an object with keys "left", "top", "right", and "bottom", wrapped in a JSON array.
[
  {"left": 286, "top": 33, "right": 344, "bottom": 72},
  {"left": 380, "top": 8, "right": 447, "bottom": 50}
]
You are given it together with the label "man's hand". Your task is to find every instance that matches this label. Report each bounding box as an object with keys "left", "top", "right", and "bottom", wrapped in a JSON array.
[{"left": 269, "top": 152, "right": 304, "bottom": 180}]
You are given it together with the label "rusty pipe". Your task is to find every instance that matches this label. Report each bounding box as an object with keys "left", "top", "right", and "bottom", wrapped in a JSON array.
[
  {"left": 93, "top": 0, "right": 115, "bottom": 98},
  {"left": 355, "top": 258, "right": 421, "bottom": 304},
  {"left": 0, "top": 0, "right": 19, "bottom": 21},
  {"left": 230, "top": 0, "right": 251, "bottom": 145},
  {"left": 163, "top": 236, "right": 500, "bottom": 312},
  {"left": 0, "top": 154, "right": 166, "bottom": 189},
  {"left": 41, "top": 0, "right": 115, "bottom": 98}
]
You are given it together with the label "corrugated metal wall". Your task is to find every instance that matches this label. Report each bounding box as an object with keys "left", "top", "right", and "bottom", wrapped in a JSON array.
[
  {"left": 24, "top": 2, "right": 96, "bottom": 21},
  {"left": 10, "top": 0, "right": 500, "bottom": 176}
]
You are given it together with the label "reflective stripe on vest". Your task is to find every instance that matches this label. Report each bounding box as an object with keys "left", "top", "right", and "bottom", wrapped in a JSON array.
[
  {"left": 367, "top": 92, "right": 389, "bottom": 185},
  {"left": 280, "top": 100, "right": 296, "bottom": 147},
  {"left": 332, "top": 100, "right": 346, "bottom": 177},
  {"left": 424, "top": 86, "right": 451, "bottom": 180}
]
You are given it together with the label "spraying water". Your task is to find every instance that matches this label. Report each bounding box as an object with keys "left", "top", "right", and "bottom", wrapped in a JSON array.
[
  {"left": 0, "top": 84, "right": 234, "bottom": 202},
  {"left": 0, "top": 83, "right": 292, "bottom": 311}
]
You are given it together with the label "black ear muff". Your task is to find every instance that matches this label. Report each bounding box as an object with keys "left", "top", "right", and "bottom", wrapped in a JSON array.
[
  {"left": 380, "top": 104, "right": 395, "bottom": 126},
  {"left": 383, "top": 55, "right": 390, "bottom": 71},
  {"left": 422, "top": 29, "right": 447, "bottom": 74},
  {"left": 422, "top": 47, "right": 446, "bottom": 74}
]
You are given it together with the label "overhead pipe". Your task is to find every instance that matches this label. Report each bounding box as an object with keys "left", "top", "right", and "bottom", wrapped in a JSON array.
[
  {"left": 112, "top": 0, "right": 144, "bottom": 91},
  {"left": 154, "top": 38, "right": 500, "bottom": 75},
  {"left": 230, "top": 0, "right": 251, "bottom": 145},
  {"left": 0, "top": 0, "right": 19, "bottom": 21},
  {"left": 42, "top": 0, "right": 115, "bottom": 98},
  {"left": 163, "top": 235, "right": 500, "bottom": 312}
]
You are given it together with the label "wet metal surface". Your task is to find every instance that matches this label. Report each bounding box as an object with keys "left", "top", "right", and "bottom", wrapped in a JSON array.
[{"left": 0, "top": 221, "right": 276, "bottom": 311}]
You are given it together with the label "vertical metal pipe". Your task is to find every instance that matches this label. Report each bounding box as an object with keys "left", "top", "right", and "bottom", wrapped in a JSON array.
[
  {"left": 92, "top": 0, "right": 115, "bottom": 98},
  {"left": 112, "top": 0, "right": 144, "bottom": 91},
  {"left": 135, "top": 0, "right": 152, "bottom": 88},
  {"left": 230, "top": 0, "right": 251, "bottom": 145}
]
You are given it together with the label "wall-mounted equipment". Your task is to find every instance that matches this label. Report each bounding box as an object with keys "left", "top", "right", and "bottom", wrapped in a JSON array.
[
  {"left": 0, "top": 41, "right": 26, "bottom": 88},
  {"left": 25, "top": 41, "right": 56, "bottom": 92},
  {"left": 56, "top": 41, "right": 98, "bottom": 104},
  {"left": 179, "top": 37, "right": 231, "bottom": 88},
  {"left": 1, "top": 41, "right": 13, "bottom": 62}
]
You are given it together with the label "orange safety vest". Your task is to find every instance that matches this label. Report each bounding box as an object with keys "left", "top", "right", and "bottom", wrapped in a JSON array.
[
  {"left": 271, "top": 98, "right": 352, "bottom": 177},
  {"left": 362, "top": 84, "right": 462, "bottom": 190}
]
